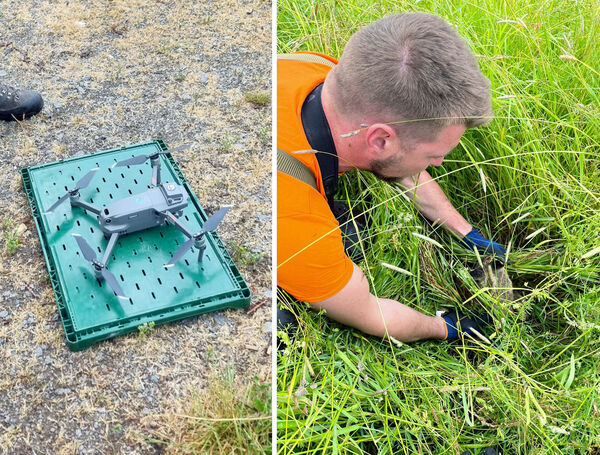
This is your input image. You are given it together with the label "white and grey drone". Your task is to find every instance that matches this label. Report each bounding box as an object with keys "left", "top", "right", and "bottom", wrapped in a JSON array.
[{"left": 44, "top": 144, "right": 232, "bottom": 300}]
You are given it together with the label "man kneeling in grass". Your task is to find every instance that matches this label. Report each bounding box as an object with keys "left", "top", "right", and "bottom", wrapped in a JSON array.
[{"left": 277, "top": 12, "right": 508, "bottom": 344}]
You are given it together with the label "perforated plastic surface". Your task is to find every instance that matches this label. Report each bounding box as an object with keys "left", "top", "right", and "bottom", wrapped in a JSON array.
[{"left": 22, "top": 140, "right": 250, "bottom": 350}]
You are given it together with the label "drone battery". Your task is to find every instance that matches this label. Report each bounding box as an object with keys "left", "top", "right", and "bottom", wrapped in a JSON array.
[{"left": 22, "top": 140, "right": 250, "bottom": 351}]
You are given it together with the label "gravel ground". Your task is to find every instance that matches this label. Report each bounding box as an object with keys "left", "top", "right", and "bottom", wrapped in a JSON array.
[{"left": 0, "top": 1, "right": 271, "bottom": 453}]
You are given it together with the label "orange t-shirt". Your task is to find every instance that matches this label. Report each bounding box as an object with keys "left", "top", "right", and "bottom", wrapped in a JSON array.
[{"left": 277, "top": 53, "right": 354, "bottom": 303}]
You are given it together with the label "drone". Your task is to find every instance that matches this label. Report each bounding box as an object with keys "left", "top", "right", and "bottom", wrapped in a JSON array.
[{"left": 44, "top": 144, "right": 232, "bottom": 300}]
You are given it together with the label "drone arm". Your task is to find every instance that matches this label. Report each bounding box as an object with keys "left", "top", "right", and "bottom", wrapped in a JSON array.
[
  {"left": 159, "top": 210, "right": 195, "bottom": 238},
  {"left": 101, "top": 232, "right": 120, "bottom": 267},
  {"left": 71, "top": 199, "right": 101, "bottom": 215}
]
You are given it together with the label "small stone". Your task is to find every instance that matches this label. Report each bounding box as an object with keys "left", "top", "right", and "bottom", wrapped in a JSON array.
[
  {"left": 264, "top": 289, "right": 272, "bottom": 298},
  {"left": 213, "top": 313, "right": 227, "bottom": 325},
  {"left": 44, "top": 325, "right": 52, "bottom": 331},
  {"left": 181, "top": 93, "right": 191, "bottom": 100},
  {"left": 264, "top": 322, "right": 272, "bottom": 333},
  {"left": 257, "top": 213, "right": 270, "bottom": 222},
  {"left": 44, "top": 356, "right": 53, "bottom": 365},
  {"left": 150, "top": 375, "right": 159, "bottom": 383},
  {"left": 247, "top": 9, "right": 254, "bottom": 14},
  {"left": 16, "top": 224, "right": 27, "bottom": 237},
  {"left": 34, "top": 347, "right": 43, "bottom": 357},
  {"left": 55, "top": 388, "right": 71, "bottom": 395},
  {"left": 0, "top": 310, "right": 8, "bottom": 319},
  {"left": 75, "top": 429, "right": 82, "bottom": 437},
  {"left": 53, "top": 101, "right": 63, "bottom": 110},
  {"left": 0, "top": 70, "right": 6, "bottom": 77},
  {"left": 200, "top": 73, "right": 208, "bottom": 85}
]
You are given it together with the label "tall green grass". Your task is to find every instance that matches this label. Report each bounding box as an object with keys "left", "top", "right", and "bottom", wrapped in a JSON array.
[{"left": 277, "top": 0, "right": 600, "bottom": 453}]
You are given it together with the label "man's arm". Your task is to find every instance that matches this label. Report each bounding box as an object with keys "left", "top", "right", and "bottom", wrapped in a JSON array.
[
  {"left": 396, "top": 171, "right": 472, "bottom": 237},
  {"left": 310, "top": 263, "right": 447, "bottom": 342},
  {"left": 397, "top": 171, "right": 507, "bottom": 259}
]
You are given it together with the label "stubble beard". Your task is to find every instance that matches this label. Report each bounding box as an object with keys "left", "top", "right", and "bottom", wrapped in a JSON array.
[{"left": 370, "top": 153, "right": 406, "bottom": 183}]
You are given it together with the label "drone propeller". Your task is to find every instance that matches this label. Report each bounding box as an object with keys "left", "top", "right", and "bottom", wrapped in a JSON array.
[
  {"left": 112, "top": 143, "right": 191, "bottom": 168},
  {"left": 72, "top": 234, "right": 127, "bottom": 299},
  {"left": 165, "top": 205, "right": 232, "bottom": 267},
  {"left": 45, "top": 168, "right": 99, "bottom": 213}
]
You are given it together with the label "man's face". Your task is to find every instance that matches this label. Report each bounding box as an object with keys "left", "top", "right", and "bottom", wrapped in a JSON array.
[{"left": 370, "top": 123, "right": 467, "bottom": 181}]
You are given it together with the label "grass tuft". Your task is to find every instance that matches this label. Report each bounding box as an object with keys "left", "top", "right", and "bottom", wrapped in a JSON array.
[
  {"left": 149, "top": 369, "right": 271, "bottom": 454},
  {"left": 245, "top": 91, "right": 271, "bottom": 106}
]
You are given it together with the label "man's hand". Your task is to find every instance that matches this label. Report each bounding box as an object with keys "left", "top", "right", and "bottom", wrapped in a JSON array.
[
  {"left": 441, "top": 310, "right": 491, "bottom": 341},
  {"left": 461, "top": 228, "right": 507, "bottom": 260}
]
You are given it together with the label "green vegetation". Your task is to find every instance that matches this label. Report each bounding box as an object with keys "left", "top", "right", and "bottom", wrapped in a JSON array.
[
  {"left": 277, "top": 0, "right": 600, "bottom": 453},
  {"left": 219, "top": 131, "right": 235, "bottom": 152},
  {"left": 231, "top": 241, "right": 265, "bottom": 266},
  {"left": 150, "top": 370, "right": 272, "bottom": 454},
  {"left": 1, "top": 219, "right": 22, "bottom": 255},
  {"left": 137, "top": 321, "right": 156, "bottom": 338},
  {"left": 245, "top": 91, "right": 272, "bottom": 106}
]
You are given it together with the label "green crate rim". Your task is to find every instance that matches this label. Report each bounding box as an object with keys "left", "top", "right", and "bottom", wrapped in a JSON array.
[{"left": 21, "top": 139, "right": 251, "bottom": 350}]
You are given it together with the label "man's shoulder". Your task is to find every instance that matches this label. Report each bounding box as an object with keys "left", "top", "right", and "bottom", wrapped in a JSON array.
[
  {"left": 277, "top": 52, "right": 338, "bottom": 67},
  {"left": 277, "top": 170, "right": 335, "bottom": 222}
]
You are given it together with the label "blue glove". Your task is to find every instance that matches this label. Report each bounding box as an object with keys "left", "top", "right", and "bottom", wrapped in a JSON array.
[
  {"left": 461, "top": 228, "right": 507, "bottom": 259},
  {"left": 442, "top": 310, "right": 491, "bottom": 340}
]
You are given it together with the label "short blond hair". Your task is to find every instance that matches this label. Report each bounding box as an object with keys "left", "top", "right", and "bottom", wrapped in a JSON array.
[{"left": 330, "top": 13, "right": 493, "bottom": 142}]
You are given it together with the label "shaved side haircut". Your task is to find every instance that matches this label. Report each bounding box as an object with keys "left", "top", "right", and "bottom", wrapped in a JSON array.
[{"left": 330, "top": 13, "right": 493, "bottom": 143}]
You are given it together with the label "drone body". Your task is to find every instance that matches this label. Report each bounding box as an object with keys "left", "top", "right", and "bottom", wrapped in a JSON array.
[
  {"left": 45, "top": 144, "right": 232, "bottom": 300},
  {"left": 98, "top": 182, "right": 188, "bottom": 236}
]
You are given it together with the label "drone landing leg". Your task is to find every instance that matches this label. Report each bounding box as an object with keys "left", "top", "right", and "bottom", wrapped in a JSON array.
[{"left": 195, "top": 238, "right": 206, "bottom": 263}]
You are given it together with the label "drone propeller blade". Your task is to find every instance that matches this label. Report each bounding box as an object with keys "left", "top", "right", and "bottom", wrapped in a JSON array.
[
  {"left": 113, "top": 144, "right": 192, "bottom": 168},
  {"left": 201, "top": 205, "right": 233, "bottom": 233},
  {"left": 45, "top": 168, "right": 99, "bottom": 213},
  {"left": 100, "top": 268, "right": 127, "bottom": 299},
  {"left": 75, "top": 168, "right": 99, "bottom": 191},
  {"left": 164, "top": 237, "right": 196, "bottom": 267},
  {"left": 72, "top": 234, "right": 98, "bottom": 262},
  {"left": 113, "top": 154, "right": 150, "bottom": 168},
  {"left": 45, "top": 192, "right": 71, "bottom": 213}
]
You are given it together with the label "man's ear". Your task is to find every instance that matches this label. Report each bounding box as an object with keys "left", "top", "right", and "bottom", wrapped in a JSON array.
[{"left": 365, "top": 123, "right": 397, "bottom": 157}]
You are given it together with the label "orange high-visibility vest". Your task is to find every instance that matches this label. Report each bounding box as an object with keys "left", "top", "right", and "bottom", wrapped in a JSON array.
[{"left": 277, "top": 53, "right": 353, "bottom": 303}]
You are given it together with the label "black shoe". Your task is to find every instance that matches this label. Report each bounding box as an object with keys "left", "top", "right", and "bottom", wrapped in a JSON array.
[
  {"left": 0, "top": 83, "right": 43, "bottom": 121},
  {"left": 277, "top": 306, "right": 299, "bottom": 332}
]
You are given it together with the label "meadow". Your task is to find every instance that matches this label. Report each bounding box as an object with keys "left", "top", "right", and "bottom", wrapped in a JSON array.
[{"left": 277, "top": 0, "right": 600, "bottom": 453}]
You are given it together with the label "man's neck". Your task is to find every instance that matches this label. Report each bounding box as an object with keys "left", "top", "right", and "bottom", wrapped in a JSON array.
[{"left": 321, "top": 77, "right": 368, "bottom": 173}]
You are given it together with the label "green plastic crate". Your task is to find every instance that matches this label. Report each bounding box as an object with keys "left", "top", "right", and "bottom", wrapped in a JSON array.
[{"left": 21, "top": 140, "right": 250, "bottom": 351}]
